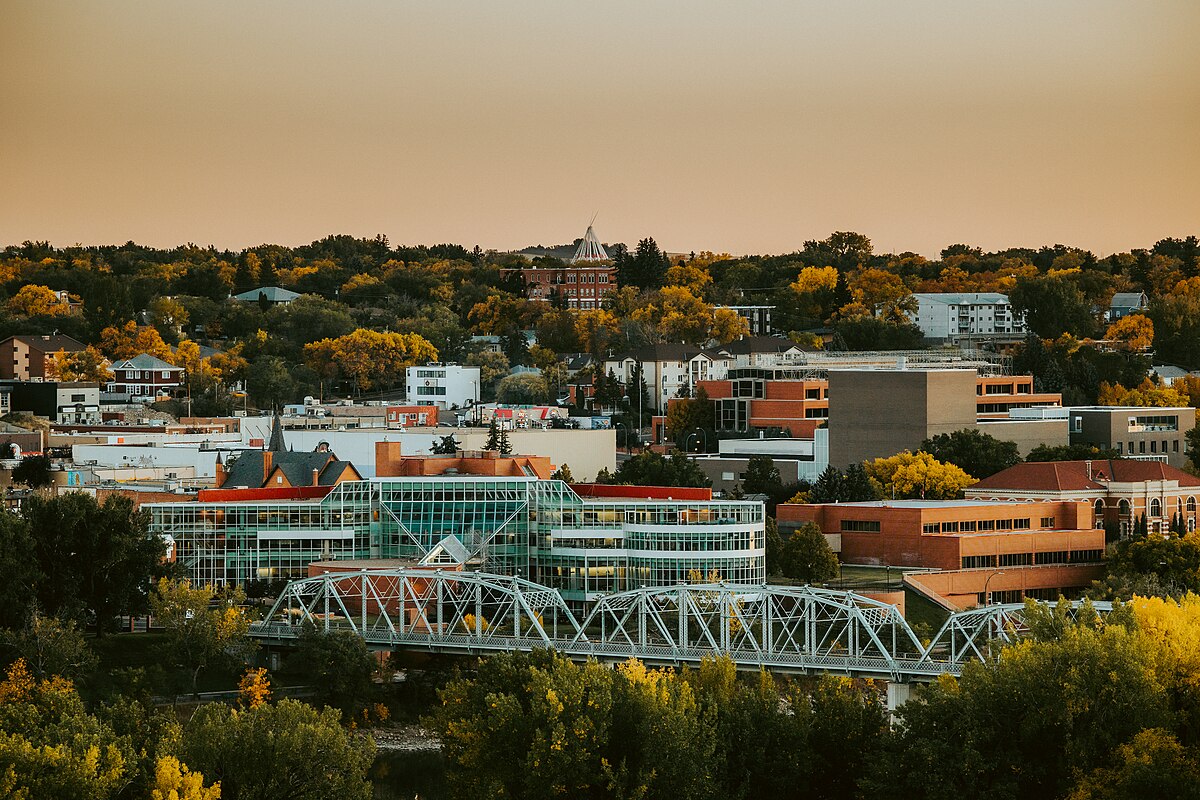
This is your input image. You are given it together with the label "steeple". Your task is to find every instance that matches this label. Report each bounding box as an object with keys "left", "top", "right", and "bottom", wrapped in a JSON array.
[
  {"left": 267, "top": 412, "right": 287, "bottom": 453},
  {"left": 571, "top": 220, "right": 609, "bottom": 263}
]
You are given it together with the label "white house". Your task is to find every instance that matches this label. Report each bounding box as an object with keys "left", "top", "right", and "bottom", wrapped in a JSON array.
[
  {"left": 909, "top": 293, "right": 1026, "bottom": 340},
  {"left": 405, "top": 364, "right": 480, "bottom": 411}
]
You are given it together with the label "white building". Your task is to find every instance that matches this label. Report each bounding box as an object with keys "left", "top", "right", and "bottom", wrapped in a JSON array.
[
  {"left": 909, "top": 293, "right": 1026, "bottom": 340},
  {"left": 405, "top": 364, "right": 480, "bottom": 410}
]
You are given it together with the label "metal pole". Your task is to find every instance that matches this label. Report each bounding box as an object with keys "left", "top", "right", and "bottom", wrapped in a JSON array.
[{"left": 983, "top": 570, "right": 1006, "bottom": 605}]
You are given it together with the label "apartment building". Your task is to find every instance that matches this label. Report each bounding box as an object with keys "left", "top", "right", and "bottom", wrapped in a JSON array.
[
  {"left": 0, "top": 334, "right": 88, "bottom": 380},
  {"left": 501, "top": 264, "right": 616, "bottom": 310},
  {"left": 778, "top": 498, "right": 1104, "bottom": 609},
  {"left": 404, "top": 363, "right": 480, "bottom": 410},
  {"left": 909, "top": 293, "right": 1027, "bottom": 340}
]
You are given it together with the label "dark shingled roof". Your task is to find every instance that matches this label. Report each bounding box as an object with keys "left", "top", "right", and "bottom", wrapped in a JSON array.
[{"left": 220, "top": 450, "right": 356, "bottom": 488}]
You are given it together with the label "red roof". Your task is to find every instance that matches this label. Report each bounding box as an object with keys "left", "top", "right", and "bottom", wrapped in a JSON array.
[
  {"left": 197, "top": 486, "right": 334, "bottom": 502},
  {"left": 972, "top": 460, "right": 1200, "bottom": 493},
  {"left": 571, "top": 483, "right": 713, "bottom": 501}
]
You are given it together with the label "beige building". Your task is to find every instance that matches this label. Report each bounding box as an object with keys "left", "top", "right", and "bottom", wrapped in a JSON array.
[
  {"left": 1067, "top": 406, "right": 1196, "bottom": 470},
  {"left": 0, "top": 334, "right": 88, "bottom": 380},
  {"left": 827, "top": 368, "right": 1069, "bottom": 468}
]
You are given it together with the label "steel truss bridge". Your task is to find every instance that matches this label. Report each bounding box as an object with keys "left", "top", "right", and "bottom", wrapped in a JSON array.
[{"left": 251, "top": 568, "right": 1110, "bottom": 682}]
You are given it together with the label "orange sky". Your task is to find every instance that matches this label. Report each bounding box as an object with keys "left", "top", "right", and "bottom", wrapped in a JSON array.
[{"left": 2, "top": 1, "right": 1197, "bottom": 257}]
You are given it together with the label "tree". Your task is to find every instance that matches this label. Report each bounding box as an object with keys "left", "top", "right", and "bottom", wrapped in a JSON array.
[
  {"left": 23, "top": 492, "right": 167, "bottom": 633},
  {"left": 1069, "top": 728, "right": 1200, "bottom": 800},
  {"left": 808, "top": 465, "right": 844, "bottom": 504},
  {"left": 46, "top": 345, "right": 113, "bottom": 383},
  {"left": 237, "top": 667, "right": 272, "bottom": 710},
  {"left": 664, "top": 387, "right": 715, "bottom": 448},
  {"left": 247, "top": 354, "right": 295, "bottom": 410},
  {"left": 765, "top": 517, "right": 784, "bottom": 576},
  {"left": 2, "top": 610, "right": 97, "bottom": 681},
  {"left": 1026, "top": 443, "right": 1120, "bottom": 462},
  {"left": 304, "top": 328, "right": 438, "bottom": 394},
  {"left": 495, "top": 372, "right": 549, "bottom": 405},
  {"left": 150, "top": 755, "right": 222, "bottom": 800},
  {"left": 430, "top": 434, "right": 459, "bottom": 455},
  {"left": 919, "top": 429, "right": 1021, "bottom": 480},
  {"left": 0, "top": 511, "right": 37, "bottom": 629},
  {"left": 1104, "top": 314, "right": 1154, "bottom": 351},
  {"left": 841, "top": 463, "right": 879, "bottom": 501},
  {"left": 10, "top": 454, "right": 52, "bottom": 487},
  {"left": 181, "top": 699, "right": 375, "bottom": 800},
  {"left": 780, "top": 523, "right": 839, "bottom": 583},
  {"left": 498, "top": 425, "right": 513, "bottom": 456},
  {"left": 6, "top": 284, "right": 74, "bottom": 317},
  {"left": 0, "top": 658, "right": 133, "bottom": 799},
  {"left": 294, "top": 625, "right": 377, "bottom": 714},
  {"left": 742, "top": 455, "right": 782, "bottom": 497},
  {"left": 98, "top": 320, "right": 173, "bottom": 360},
  {"left": 831, "top": 316, "right": 925, "bottom": 350},
  {"left": 606, "top": 451, "right": 711, "bottom": 488},
  {"left": 485, "top": 419, "right": 501, "bottom": 451},
  {"left": 151, "top": 578, "right": 253, "bottom": 697},
  {"left": 1009, "top": 273, "right": 1098, "bottom": 339},
  {"left": 865, "top": 451, "right": 977, "bottom": 499},
  {"left": 550, "top": 464, "right": 575, "bottom": 483}
]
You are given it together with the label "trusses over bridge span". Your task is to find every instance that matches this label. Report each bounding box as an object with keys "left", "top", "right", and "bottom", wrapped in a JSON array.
[{"left": 251, "top": 569, "right": 1110, "bottom": 682}]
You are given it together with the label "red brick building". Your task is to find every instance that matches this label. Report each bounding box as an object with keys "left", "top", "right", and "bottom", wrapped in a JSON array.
[
  {"left": 0, "top": 334, "right": 88, "bottom": 380},
  {"left": 777, "top": 498, "right": 1105, "bottom": 609},
  {"left": 385, "top": 405, "right": 439, "bottom": 429},
  {"left": 501, "top": 264, "right": 616, "bottom": 310}
]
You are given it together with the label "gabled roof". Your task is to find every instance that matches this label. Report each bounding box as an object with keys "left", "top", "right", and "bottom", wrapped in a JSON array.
[
  {"left": 718, "top": 336, "right": 805, "bottom": 356},
  {"left": 971, "top": 459, "right": 1200, "bottom": 493},
  {"left": 1111, "top": 292, "right": 1147, "bottom": 308},
  {"left": 113, "top": 353, "right": 181, "bottom": 371},
  {"left": 233, "top": 286, "right": 301, "bottom": 303},
  {"left": 5, "top": 335, "right": 87, "bottom": 354},
  {"left": 221, "top": 449, "right": 357, "bottom": 489}
]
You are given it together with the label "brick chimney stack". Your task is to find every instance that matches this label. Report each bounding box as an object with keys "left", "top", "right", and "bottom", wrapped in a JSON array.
[{"left": 263, "top": 451, "right": 273, "bottom": 485}]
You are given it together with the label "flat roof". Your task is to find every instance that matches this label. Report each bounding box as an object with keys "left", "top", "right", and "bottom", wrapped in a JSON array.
[{"left": 817, "top": 500, "right": 1036, "bottom": 509}]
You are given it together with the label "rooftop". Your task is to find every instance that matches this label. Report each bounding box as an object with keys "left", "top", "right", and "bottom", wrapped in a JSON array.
[{"left": 971, "top": 459, "right": 1200, "bottom": 492}]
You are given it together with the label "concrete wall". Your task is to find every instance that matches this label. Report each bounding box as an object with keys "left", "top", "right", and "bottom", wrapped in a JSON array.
[
  {"left": 973, "top": 418, "right": 1069, "bottom": 456},
  {"left": 828, "top": 370, "right": 977, "bottom": 468}
]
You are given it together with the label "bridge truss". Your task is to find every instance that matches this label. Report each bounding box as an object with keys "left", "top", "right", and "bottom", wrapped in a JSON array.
[{"left": 252, "top": 569, "right": 1109, "bottom": 682}]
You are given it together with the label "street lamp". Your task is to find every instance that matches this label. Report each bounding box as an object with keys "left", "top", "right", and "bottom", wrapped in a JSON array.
[
  {"left": 983, "top": 570, "right": 1006, "bottom": 605},
  {"left": 685, "top": 431, "right": 702, "bottom": 454},
  {"left": 614, "top": 422, "right": 631, "bottom": 455}
]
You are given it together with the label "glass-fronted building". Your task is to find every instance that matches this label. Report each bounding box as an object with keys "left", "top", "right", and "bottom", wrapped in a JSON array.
[{"left": 146, "top": 477, "right": 765, "bottom": 606}]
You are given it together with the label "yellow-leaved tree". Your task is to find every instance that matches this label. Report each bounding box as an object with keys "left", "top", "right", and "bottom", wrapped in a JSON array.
[
  {"left": 6, "top": 284, "right": 76, "bottom": 317},
  {"left": 238, "top": 667, "right": 272, "bottom": 709},
  {"left": 99, "top": 320, "right": 173, "bottom": 361},
  {"left": 573, "top": 308, "right": 622, "bottom": 356},
  {"left": 150, "top": 755, "right": 221, "bottom": 800},
  {"left": 304, "top": 328, "right": 438, "bottom": 393},
  {"left": 1096, "top": 378, "right": 1190, "bottom": 408},
  {"left": 865, "top": 451, "right": 977, "bottom": 499},
  {"left": 47, "top": 346, "right": 113, "bottom": 383},
  {"left": 1103, "top": 314, "right": 1154, "bottom": 351}
]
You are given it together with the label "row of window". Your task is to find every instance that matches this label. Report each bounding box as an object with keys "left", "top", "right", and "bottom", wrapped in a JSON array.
[
  {"left": 922, "top": 518, "right": 1034, "bottom": 534},
  {"left": 960, "top": 550, "right": 1103, "bottom": 569}
]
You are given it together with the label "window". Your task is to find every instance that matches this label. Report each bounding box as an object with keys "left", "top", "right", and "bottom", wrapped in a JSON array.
[
  {"left": 1070, "top": 549, "right": 1104, "bottom": 563},
  {"left": 840, "top": 520, "right": 881, "bottom": 532},
  {"left": 1094, "top": 499, "right": 1105, "bottom": 528},
  {"left": 805, "top": 388, "right": 821, "bottom": 399},
  {"left": 1035, "top": 551, "right": 1069, "bottom": 565},
  {"left": 1150, "top": 498, "right": 1162, "bottom": 517},
  {"left": 961, "top": 555, "right": 997, "bottom": 569},
  {"left": 940, "top": 521, "right": 959, "bottom": 533},
  {"left": 1040, "top": 517, "right": 1055, "bottom": 528},
  {"left": 1188, "top": 497, "right": 1196, "bottom": 513},
  {"left": 162, "top": 370, "right": 170, "bottom": 378},
  {"left": 998, "top": 553, "right": 1032, "bottom": 567},
  {"left": 922, "top": 523, "right": 940, "bottom": 533}
]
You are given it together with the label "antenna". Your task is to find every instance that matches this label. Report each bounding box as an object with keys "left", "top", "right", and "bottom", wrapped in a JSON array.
[{"left": 589, "top": 211, "right": 598, "bottom": 227}]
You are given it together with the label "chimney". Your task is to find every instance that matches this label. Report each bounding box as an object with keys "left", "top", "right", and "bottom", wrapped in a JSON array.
[
  {"left": 312, "top": 468, "right": 320, "bottom": 487},
  {"left": 263, "top": 451, "right": 273, "bottom": 485},
  {"left": 1085, "top": 459, "right": 1092, "bottom": 481},
  {"left": 375, "top": 440, "right": 403, "bottom": 478}
]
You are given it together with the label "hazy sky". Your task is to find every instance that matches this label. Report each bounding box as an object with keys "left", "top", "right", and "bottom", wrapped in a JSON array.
[{"left": 2, "top": 1, "right": 1198, "bottom": 257}]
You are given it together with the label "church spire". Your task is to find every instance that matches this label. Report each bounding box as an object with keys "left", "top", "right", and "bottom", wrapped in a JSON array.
[{"left": 267, "top": 412, "right": 287, "bottom": 453}]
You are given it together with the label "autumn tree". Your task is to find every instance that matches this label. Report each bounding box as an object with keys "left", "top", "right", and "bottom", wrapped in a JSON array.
[
  {"left": 6, "top": 284, "right": 75, "bottom": 317},
  {"left": 150, "top": 756, "right": 222, "bottom": 800},
  {"left": 46, "top": 345, "right": 113, "bottom": 383},
  {"left": 292, "top": 625, "right": 377, "bottom": 714},
  {"left": 1104, "top": 313, "right": 1154, "bottom": 351},
  {"left": 865, "top": 451, "right": 977, "bottom": 499},
  {"left": 495, "top": 372, "right": 549, "bottom": 405},
  {"left": 664, "top": 387, "right": 715, "bottom": 448},
  {"left": 238, "top": 667, "right": 272, "bottom": 709},
  {"left": 1096, "top": 377, "right": 1190, "bottom": 408},
  {"left": 2, "top": 609, "right": 97, "bottom": 681},
  {"left": 99, "top": 320, "right": 173, "bottom": 361},
  {"left": 303, "top": 328, "right": 438, "bottom": 393}
]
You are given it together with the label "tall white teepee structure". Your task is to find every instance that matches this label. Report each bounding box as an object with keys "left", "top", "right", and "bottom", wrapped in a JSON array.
[{"left": 571, "top": 221, "right": 609, "bottom": 263}]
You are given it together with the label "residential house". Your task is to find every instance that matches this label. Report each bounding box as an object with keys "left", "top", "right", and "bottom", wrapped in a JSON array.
[
  {"left": 107, "top": 354, "right": 185, "bottom": 402},
  {"left": 233, "top": 286, "right": 301, "bottom": 306},
  {"left": 1108, "top": 292, "right": 1148, "bottom": 322}
]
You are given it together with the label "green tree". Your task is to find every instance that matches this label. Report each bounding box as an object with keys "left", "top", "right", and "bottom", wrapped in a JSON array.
[
  {"left": 498, "top": 425, "right": 513, "bottom": 456},
  {"left": 484, "top": 419, "right": 501, "bottom": 451},
  {"left": 247, "top": 354, "right": 296, "bottom": 410},
  {"left": 664, "top": 387, "right": 715, "bottom": 449},
  {"left": 182, "top": 699, "right": 375, "bottom": 800},
  {"left": 920, "top": 428, "right": 1022, "bottom": 480},
  {"left": 1069, "top": 728, "right": 1200, "bottom": 800},
  {"left": 1010, "top": 273, "right": 1099, "bottom": 339},
  {"left": 0, "top": 512, "right": 37, "bottom": 629},
  {"left": 608, "top": 451, "right": 711, "bottom": 488},
  {"left": 550, "top": 464, "right": 575, "bottom": 482},
  {"left": 23, "top": 492, "right": 166, "bottom": 634},
  {"left": 2, "top": 610, "right": 96, "bottom": 681},
  {"left": 151, "top": 578, "right": 253, "bottom": 697},
  {"left": 293, "top": 625, "right": 376, "bottom": 714},
  {"left": 10, "top": 455, "right": 52, "bottom": 488},
  {"left": 430, "top": 434, "right": 459, "bottom": 455},
  {"left": 495, "top": 372, "right": 549, "bottom": 405},
  {"left": 808, "top": 465, "right": 844, "bottom": 503},
  {"left": 780, "top": 523, "right": 839, "bottom": 583},
  {"left": 841, "top": 463, "right": 879, "bottom": 501},
  {"left": 1026, "top": 443, "right": 1120, "bottom": 462},
  {"left": 765, "top": 517, "right": 784, "bottom": 576},
  {"left": 742, "top": 455, "right": 782, "bottom": 497}
]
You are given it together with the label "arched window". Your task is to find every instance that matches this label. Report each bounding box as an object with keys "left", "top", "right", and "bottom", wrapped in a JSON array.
[
  {"left": 1119, "top": 499, "right": 1131, "bottom": 517},
  {"left": 1150, "top": 498, "right": 1162, "bottom": 518},
  {"left": 1189, "top": 496, "right": 1196, "bottom": 513},
  {"left": 1094, "top": 499, "right": 1105, "bottom": 529}
]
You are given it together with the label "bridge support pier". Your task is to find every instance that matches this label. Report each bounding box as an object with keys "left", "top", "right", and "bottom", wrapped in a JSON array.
[{"left": 886, "top": 682, "right": 913, "bottom": 714}]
